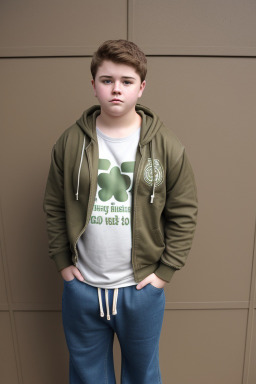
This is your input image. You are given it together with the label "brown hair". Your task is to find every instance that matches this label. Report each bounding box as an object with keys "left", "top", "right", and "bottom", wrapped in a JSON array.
[{"left": 91, "top": 40, "right": 147, "bottom": 82}]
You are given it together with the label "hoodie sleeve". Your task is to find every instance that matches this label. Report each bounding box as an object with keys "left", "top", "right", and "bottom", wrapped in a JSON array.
[
  {"left": 43, "top": 141, "right": 73, "bottom": 271},
  {"left": 154, "top": 149, "right": 198, "bottom": 282}
]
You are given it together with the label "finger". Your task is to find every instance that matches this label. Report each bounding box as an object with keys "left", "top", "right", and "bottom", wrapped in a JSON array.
[
  {"left": 136, "top": 274, "right": 153, "bottom": 290},
  {"left": 74, "top": 270, "right": 84, "bottom": 282}
]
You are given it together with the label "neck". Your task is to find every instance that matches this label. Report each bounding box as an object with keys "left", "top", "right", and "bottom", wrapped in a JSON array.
[{"left": 96, "top": 109, "right": 141, "bottom": 138}]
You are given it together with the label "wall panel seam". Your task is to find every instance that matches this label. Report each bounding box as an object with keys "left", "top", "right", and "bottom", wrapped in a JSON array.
[
  {"left": 165, "top": 301, "right": 249, "bottom": 310},
  {"left": 0, "top": 301, "right": 250, "bottom": 312},
  {"left": 127, "top": 0, "right": 134, "bottom": 41},
  {"left": 242, "top": 217, "right": 256, "bottom": 384},
  {"left": 126, "top": 0, "right": 129, "bottom": 40},
  {"left": 0, "top": 199, "right": 24, "bottom": 384},
  {"left": 1, "top": 53, "right": 256, "bottom": 60}
]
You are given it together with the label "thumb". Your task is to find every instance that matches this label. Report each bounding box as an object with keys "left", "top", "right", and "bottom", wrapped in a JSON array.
[{"left": 136, "top": 274, "right": 152, "bottom": 290}]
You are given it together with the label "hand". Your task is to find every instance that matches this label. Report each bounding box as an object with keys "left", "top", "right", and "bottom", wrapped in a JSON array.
[
  {"left": 136, "top": 273, "right": 166, "bottom": 290},
  {"left": 60, "top": 265, "right": 84, "bottom": 282}
]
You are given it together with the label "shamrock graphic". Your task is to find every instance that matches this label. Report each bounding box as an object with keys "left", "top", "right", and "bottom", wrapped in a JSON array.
[{"left": 98, "top": 166, "right": 131, "bottom": 202}]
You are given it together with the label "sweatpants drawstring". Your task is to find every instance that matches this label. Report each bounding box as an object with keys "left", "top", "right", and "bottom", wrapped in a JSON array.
[
  {"left": 112, "top": 288, "right": 118, "bottom": 315},
  {"left": 98, "top": 288, "right": 104, "bottom": 317},
  {"left": 105, "top": 289, "right": 110, "bottom": 320},
  {"left": 97, "top": 288, "right": 119, "bottom": 320}
]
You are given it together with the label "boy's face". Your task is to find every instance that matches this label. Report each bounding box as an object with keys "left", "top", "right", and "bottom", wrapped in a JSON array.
[{"left": 92, "top": 60, "right": 146, "bottom": 119}]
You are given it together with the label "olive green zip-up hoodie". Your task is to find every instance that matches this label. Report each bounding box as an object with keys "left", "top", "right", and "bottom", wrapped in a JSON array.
[{"left": 43, "top": 104, "right": 198, "bottom": 283}]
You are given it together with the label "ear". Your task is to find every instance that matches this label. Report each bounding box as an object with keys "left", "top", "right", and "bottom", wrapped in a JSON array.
[
  {"left": 91, "top": 79, "right": 97, "bottom": 97},
  {"left": 138, "top": 80, "right": 146, "bottom": 98}
]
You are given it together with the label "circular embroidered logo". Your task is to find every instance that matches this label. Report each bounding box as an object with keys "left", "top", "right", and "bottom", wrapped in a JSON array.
[{"left": 143, "top": 159, "right": 164, "bottom": 187}]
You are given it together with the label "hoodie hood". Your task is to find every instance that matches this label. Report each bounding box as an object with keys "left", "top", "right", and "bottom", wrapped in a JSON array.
[
  {"left": 135, "top": 104, "right": 163, "bottom": 145},
  {"left": 76, "top": 105, "right": 101, "bottom": 141},
  {"left": 75, "top": 104, "right": 163, "bottom": 145}
]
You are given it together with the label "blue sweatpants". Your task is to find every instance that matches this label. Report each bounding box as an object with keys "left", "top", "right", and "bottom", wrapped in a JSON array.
[{"left": 62, "top": 278, "right": 165, "bottom": 384}]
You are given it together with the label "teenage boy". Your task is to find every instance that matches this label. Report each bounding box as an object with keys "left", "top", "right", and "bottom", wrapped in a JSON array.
[{"left": 44, "top": 40, "right": 198, "bottom": 384}]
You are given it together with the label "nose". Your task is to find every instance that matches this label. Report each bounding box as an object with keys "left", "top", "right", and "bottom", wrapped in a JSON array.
[{"left": 112, "top": 81, "right": 121, "bottom": 94}]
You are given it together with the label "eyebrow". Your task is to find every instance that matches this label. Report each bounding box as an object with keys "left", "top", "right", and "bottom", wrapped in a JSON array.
[{"left": 99, "top": 75, "right": 136, "bottom": 80}]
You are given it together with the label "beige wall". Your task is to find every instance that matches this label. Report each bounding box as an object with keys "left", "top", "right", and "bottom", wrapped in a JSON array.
[{"left": 1, "top": 1, "right": 256, "bottom": 383}]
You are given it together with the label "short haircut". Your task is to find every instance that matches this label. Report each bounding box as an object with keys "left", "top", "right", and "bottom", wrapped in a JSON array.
[{"left": 91, "top": 40, "right": 147, "bottom": 82}]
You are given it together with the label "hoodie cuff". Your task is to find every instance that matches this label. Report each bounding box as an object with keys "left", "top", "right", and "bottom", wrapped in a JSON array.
[
  {"left": 154, "top": 263, "right": 177, "bottom": 283},
  {"left": 52, "top": 252, "right": 73, "bottom": 272}
]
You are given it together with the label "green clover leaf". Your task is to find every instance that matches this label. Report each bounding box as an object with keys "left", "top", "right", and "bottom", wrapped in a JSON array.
[{"left": 98, "top": 166, "right": 131, "bottom": 202}]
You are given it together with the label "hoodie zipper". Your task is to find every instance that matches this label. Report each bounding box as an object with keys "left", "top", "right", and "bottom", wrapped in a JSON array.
[
  {"left": 75, "top": 137, "right": 86, "bottom": 201},
  {"left": 131, "top": 144, "right": 145, "bottom": 281},
  {"left": 73, "top": 141, "right": 98, "bottom": 264}
]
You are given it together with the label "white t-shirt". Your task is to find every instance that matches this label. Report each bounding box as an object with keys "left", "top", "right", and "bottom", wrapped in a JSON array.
[{"left": 76, "top": 127, "right": 140, "bottom": 288}]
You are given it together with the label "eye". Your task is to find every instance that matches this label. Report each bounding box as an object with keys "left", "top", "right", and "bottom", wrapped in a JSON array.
[
  {"left": 102, "top": 79, "right": 112, "bottom": 84},
  {"left": 123, "top": 80, "right": 132, "bottom": 85}
]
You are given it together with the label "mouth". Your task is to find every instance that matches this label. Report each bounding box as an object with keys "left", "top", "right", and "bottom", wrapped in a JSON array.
[{"left": 110, "top": 98, "right": 123, "bottom": 103}]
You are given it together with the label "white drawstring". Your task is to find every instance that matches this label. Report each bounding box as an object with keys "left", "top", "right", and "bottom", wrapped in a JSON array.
[
  {"left": 97, "top": 288, "right": 118, "bottom": 320},
  {"left": 112, "top": 288, "right": 118, "bottom": 315},
  {"left": 150, "top": 140, "right": 156, "bottom": 204},
  {"left": 97, "top": 288, "right": 104, "bottom": 317},
  {"left": 150, "top": 180, "right": 156, "bottom": 204},
  {"left": 105, "top": 289, "right": 111, "bottom": 320}
]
